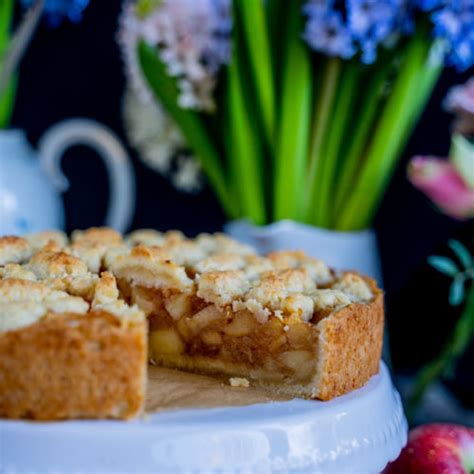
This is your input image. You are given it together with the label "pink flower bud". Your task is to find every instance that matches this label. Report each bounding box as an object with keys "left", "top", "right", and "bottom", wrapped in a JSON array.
[{"left": 408, "top": 156, "right": 474, "bottom": 220}]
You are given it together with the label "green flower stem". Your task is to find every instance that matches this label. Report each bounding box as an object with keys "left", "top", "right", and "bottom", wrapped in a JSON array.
[
  {"left": 336, "top": 26, "right": 432, "bottom": 231},
  {"left": 315, "top": 61, "right": 359, "bottom": 227},
  {"left": 0, "top": 76, "right": 16, "bottom": 129},
  {"left": 0, "top": 0, "right": 13, "bottom": 45},
  {"left": 237, "top": 0, "right": 275, "bottom": 144},
  {"left": 223, "top": 86, "right": 240, "bottom": 219},
  {"left": 408, "top": 282, "right": 474, "bottom": 419},
  {"left": 0, "top": 0, "right": 15, "bottom": 129},
  {"left": 333, "top": 62, "right": 391, "bottom": 221},
  {"left": 305, "top": 57, "right": 341, "bottom": 225},
  {"left": 138, "top": 41, "right": 236, "bottom": 218},
  {"left": 273, "top": 0, "right": 311, "bottom": 221},
  {"left": 226, "top": 21, "right": 266, "bottom": 224},
  {"left": 266, "top": 0, "right": 284, "bottom": 92}
]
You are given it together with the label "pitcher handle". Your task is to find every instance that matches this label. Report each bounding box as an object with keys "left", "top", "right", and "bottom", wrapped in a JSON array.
[{"left": 38, "top": 118, "right": 135, "bottom": 232}]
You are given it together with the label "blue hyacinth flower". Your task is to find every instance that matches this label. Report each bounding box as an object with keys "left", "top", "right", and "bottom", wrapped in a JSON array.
[
  {"left": 429, "top": 0, "right": 474, "bottom": 71},
  {"left": 21, "top": 0, "right": 90, "bottom": 26},
  {"left": 347, "top": 0, "right": 408, "bottom": 64},
  {"left": 303, "top": 8, "right": 356, "bottom": 59}
]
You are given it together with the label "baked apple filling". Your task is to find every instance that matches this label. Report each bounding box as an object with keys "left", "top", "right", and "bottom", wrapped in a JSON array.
[
  {"left": 109, "top": 237, "right": 382, "bottom": 399},
  {"left": 123, "top": 283, "right": 319, "bottom": 383}
]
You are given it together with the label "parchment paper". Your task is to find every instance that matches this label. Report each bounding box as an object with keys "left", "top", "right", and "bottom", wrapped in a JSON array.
[{"left": 146, "top": 366, "right": 291, "bottom": 413}]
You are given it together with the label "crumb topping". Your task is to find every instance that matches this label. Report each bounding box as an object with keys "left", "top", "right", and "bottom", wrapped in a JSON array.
[
  {"left": 71, "top": 227, "right": 123, "bottom": 245},
  {"left": 26, "top": 231, "right": 68, "bottom": 252},
  {"left": 103, "top": 230, "right": 374, "bottom": 322},
  {"left": 333, "top": 273, "right": 374, "bottom": 302},
  {"left": 197, "top": 271, "right": 250, "bottom": 306},
  {"left": 0, "top": 263, "right": 37, "bottom": 281},
  {"left": 229, "top": 377, "right": 250, "bottom": 388},
  {"left": 0, "top": 227, "right": 376, "bottom": 328},
  {"left": 312, "top": 289, "right": 352, "bottom": 312},
  {"left": 126, "top": 229, "right": 185, "bottom": 247},
  {"left": 0, "top": 278, "right": 89, "bottom": 332},
  {"left": 268, "top": 251, "right": 333, "bottom": 285},
  {"left": 26, "top": 250, "right": 88, "bottom": 279},
  {"left": 68, "top": 227, "right": 124, "bottom": 273},
  {"left": 109, "top": 245, "right": 193, "bottom": 291},
  {"left": 0, "top": 245, "right": 144, "bottom": 332},
  {"left": 0, "top": 236, "right": 32, "bottom": 266}
]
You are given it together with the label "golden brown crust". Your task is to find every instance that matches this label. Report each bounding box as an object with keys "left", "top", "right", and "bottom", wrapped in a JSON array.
[
  {"left": 0, "top": 311, "right": 147, "bottom": 420},
  {"left": 313, "top": 278, "right": 384, "bottom": 400}
]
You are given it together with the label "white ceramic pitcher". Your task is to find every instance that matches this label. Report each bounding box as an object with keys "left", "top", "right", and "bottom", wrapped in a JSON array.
[{"left": 0, "top": 118, "right": 135, "bottom": 235}]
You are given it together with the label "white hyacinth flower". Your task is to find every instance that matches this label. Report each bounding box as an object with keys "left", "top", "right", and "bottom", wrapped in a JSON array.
[
  {"left": 119, "top": 0, "right": 231, "bottom": 112},
  {"left": 123, "top": 86, "right": 203, "bottom": 193}
]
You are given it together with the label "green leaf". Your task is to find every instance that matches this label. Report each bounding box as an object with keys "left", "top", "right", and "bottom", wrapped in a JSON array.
[
  {"left": 305, "top": 57, "right": 342, "bottom": 225},
  {"left": 333, "top": 60, "right": 391, "bottom": 220},
  {"left": 408, "top": 283, "right": 474, "bottom": 418},
  {"left": 0, "top": 0, "right": 14, "bottom": 47},
  {"left": 0, "top": 0, "right": 16, "bottom": 129},
  {"left": 442, "top": 360, "right": 456, "bottom": 379},
  {"left": 448, "top": 239, "right": 473, "bottom": 270},
  {"left": 135, "top": 0, "right": 162, "bottom": 19},
  {"left": 237, "top": 0, "right": 275, "bottom": 144},
  {"left": 266, "top": 0, "right": 285, "bottom": 88},
  {"left": 138, "top": 41, "right": 236, "bottom": 218},
  {"left": 225, "top": 14, "right": 267, "bottom": 225},
  {"left": 451, "top": 288, "right": 474, "bottom": 354},
  {"left": 428, "top": 256, "right": 459, "bottom": 277},
  {"left": 449, "top": 277, "right": 465, "bottom": 306},
  {"left": 336, "top": 22, "right": 441, "bottom": 230},
  {"left": 450, "top": 133, "right": 474, "bottom": 189},
  {"left": 0, "top": 73, "right": 16, "bottom": 129},
  {"left": 273, "top": 0, "right": 312, "bottom": 221}
]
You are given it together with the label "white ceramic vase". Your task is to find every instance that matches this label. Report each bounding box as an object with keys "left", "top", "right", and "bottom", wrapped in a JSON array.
[{"left": 225, "top": 219, "right": 383, "bottom": 285}]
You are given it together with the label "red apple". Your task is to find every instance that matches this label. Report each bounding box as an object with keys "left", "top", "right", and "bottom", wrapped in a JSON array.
[{"left": 384, "top": 423, "right": 474, "bottom": 474}]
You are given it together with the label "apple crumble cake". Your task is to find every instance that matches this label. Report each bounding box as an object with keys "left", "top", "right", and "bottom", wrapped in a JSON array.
[
  {"left": 0, "top": 236, "right": 147, "bottom": 420},
  {"left": 0, "top": 227, "right": 383, "bottom": 419}
]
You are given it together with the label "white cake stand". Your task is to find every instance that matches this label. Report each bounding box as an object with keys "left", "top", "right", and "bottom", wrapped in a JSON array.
[{"left": 0, "top": 363, "right": 407, "bottom": 474}]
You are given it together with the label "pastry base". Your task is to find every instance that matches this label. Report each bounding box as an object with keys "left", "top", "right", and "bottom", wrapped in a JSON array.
[{"left": 0, "top": 311, "right": 147, "bottom": 420}]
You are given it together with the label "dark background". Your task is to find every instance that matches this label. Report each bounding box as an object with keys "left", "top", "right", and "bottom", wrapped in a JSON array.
[{"left": 10, "top": 2, "right": 474, "bottom": 389}]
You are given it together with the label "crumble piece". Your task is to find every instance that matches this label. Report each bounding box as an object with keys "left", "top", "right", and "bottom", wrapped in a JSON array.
[
  {"left": 229, "top": 377, "right": 250, "bottom": 388},
  {"left": 0, "top": 236, "right": 31, "bottom": 266}
]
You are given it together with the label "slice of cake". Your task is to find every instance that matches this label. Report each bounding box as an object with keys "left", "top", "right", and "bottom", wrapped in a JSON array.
[
  {"left": 106, "top": 230, "right": 384, "bottom": 401},
  {"left": 0, "top": 237, "right": 147, "bottom": 420}
]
